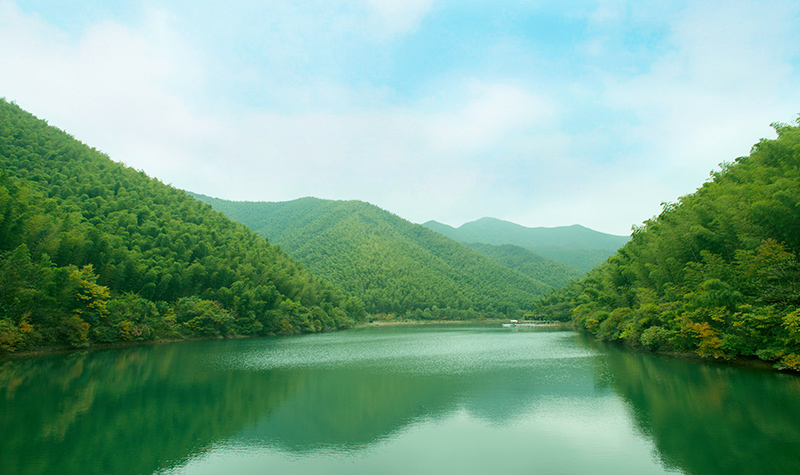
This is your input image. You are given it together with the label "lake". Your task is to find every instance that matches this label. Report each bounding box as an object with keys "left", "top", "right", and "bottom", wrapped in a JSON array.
[{"left": 2, "top": 325, "right": 799, "bottom": 474}]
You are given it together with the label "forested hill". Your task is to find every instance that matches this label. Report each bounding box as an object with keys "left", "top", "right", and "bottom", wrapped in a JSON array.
[
  {"left": 535, "top": 118, "right": 800, "bottom": 370},
  {"left": 424, "top": 218, "right": 629, "bottom": 272},
  {"left": 192, "top": 194, "right": 551, "bottom": 318},
  {"left": 0, "top": 99, "right": 363, "bottom": 353},
  {"left": 464, "top": 242, "right": 582, "bottom": 289}
]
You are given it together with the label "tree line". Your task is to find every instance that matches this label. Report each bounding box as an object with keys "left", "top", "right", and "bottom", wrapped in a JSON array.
[{"left": 534, "top": 117, "right": 800, "bottom": 370}]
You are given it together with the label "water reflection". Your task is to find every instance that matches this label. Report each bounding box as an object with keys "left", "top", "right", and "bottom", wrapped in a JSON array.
[
  {"left": 208, "top": 327, "right": 605, "bottom": 452},
  {"left": 2, "top": 328, "right": 612, "bottom": 474},
  {"left": 1, "top": 342, "right": 300, "bottom": 475},
  {"left": 4, "top": 327, "right": 796, "bottom": 474},
  {"left": 579, "top": 335, "right": 800, "bottom": 475}
]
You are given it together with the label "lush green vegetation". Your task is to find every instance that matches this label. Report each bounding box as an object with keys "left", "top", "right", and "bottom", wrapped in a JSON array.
[
  {"left": 0, "top": 99, "right": 363, "bottom": 353},
  {"left": 580, "top": 335, "right": 800, "bottom": 474},
  {"left": 464, "top": 242, "right": 582, "bottom": 289},
  {"left": 424, "top": 218, "right": 629, "bottom": 272},
  {"left": 193, "top": 194, "right": 551, "bottom": 319},
  {"left": 536, "top": 118, "right": 800, "bottom": 370}
]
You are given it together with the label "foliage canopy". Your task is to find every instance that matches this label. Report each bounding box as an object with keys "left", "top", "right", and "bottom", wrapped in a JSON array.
[
  {"left": 193, "top": 194, "right": 551, "bottom": 319},
  {"left": 535, "top": 117, "right": 800, "bottom": 370},
  {"left": 0, "top": 99, "right": 362, "bottom": 352}
]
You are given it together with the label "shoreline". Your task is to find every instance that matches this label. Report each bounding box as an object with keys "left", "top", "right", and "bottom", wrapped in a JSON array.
[
  {"left": 6, "top": 321, "right": 788, "bottom": 374},
  {"left": 357, "top": 319, "right": 497, "bottom": 327},
  {"left": 0, "top": 318, "right": 561, "bottom": 359},
  {"left": 0, "top": 319, "right": 497, "bottom": 359},
  {"left": 582, "top": 333, "right": 796, "bottom": 374},
  {"left": 0, "top": 335, "right": 239, "bottom": 360}
]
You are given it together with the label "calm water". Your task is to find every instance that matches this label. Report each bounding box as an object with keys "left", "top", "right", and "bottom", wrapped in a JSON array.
[{"left": 2, "top": 325, "right": 799, "bottom": 474}]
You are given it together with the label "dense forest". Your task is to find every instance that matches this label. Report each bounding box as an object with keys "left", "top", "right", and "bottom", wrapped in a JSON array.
[
  {"left": 464, "top": 242, "right": 582, "bottom": 289},
  {"left": 424, "top": 218, "right": 629, "bottom": 272},
  {"left": 192, "top": 194, "right": 552, "bottom": 318},
  {"left": 0, "top": 99, "right": 364, "bottom": 353},
  {"left": 535, "top": 118, "right": 800, "bottom": 370}
]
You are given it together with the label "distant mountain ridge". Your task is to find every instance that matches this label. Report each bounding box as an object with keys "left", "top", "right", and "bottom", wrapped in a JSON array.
[
  {"left": 424, "top": 218, "right": 630, "bottom": 272},
  {"left": 463, "top": 242, "right": 582, "bottom": 289},
  {"left": 192, "top": 194, "right": 562, "bottom": 318}
]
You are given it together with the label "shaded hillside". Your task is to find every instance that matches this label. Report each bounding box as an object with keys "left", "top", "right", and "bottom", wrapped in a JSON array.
[
  {"left": 424, "top": 218, "right": 629, "bottom": 272},
  {"left": 193, "top": 194, "right": 551, "bottom": 318},
  {"left": 535, "top": 118, "right": 800, "bottom": 370},
  {"left": 465, "top": 243, "right": 582, "bottom": 289},
  {"left": 0, "top": 99, "right": 360, "bottom": 353}
]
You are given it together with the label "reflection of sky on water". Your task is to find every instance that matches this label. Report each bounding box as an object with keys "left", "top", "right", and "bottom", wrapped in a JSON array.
[
  {"left": 16, "top": 325, "right": 796, "bottom": 475},
  {"left": 160, "top": 327, "right": 681, "bottom": 475},
  {"left": 164, "top": 398, "right": 678, "bottom": 475},
  {"left": 212, "top": 326, "right": 595, "bottom": 375}
]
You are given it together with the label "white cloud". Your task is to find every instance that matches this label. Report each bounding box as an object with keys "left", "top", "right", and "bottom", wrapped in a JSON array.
[
  {"left": 2, "top": 0, "right": 798, "bottom": 237},
  {"left": 422, "top": 82, "right": 557, "bottom": 154},
  {"left": 0, "top": 0, "right": 562, "bottom": 230},
  {"left": 360, "top": 0, "right": 435, "bottom": 36},
  {"left": 0, "top": 1, "right": 216, "bottom": 177},
  {"left": 192, "top": 81, "right": 561, "bottom": 210},
  {"left": 596, "top": 0, "right": 800, "bottom": 216}
]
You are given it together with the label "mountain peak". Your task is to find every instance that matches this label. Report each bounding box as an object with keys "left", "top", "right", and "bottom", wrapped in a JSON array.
[{"left": 423, "top": 217, "right": 630, "bottom": 272}]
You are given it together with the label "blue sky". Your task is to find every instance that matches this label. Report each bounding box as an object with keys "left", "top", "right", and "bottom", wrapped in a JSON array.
[{"left": 2, "top": 0, "right": 799, "bottom": 235}]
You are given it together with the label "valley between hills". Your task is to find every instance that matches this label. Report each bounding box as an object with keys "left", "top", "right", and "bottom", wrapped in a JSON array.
[{"left": 3, "top": 97, "right": 800, "bottom": 371}]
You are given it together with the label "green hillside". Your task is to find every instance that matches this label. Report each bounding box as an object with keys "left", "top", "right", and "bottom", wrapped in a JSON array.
[
  {"left": 192, "top": 194, "right": 551, "bottom": 318},
  {"left": 535, "top": 118, "right": 800, "bottom": 370},
  {"left": 0, "top": 99, "right": 361, "bottom": 353},
  {"left": 464, "top": 243, "right": 582, "bottom": 289},
  {"left": 424, "top": 218, "right": 629, "bottom": 272}
]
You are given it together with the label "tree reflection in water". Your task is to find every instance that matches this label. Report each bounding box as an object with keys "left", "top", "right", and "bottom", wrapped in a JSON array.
[{"left": 579, "top": 334, "right": 800, "bottom": 475}]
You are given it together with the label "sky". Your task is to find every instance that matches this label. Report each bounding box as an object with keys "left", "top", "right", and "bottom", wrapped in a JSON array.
[{"left": 1, "top": 0, "right": 799, "bottom": 235}]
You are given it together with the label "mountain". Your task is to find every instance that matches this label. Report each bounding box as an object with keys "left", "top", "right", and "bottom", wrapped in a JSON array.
[
  {"left": 425, "top": 217, "right": 628, "bottom": 251},
  {"left": 464, "top": 242, "right": 582, "bottom": 289},
  {"left": 423, "top": 218, "right": 629, "bottom": 272},
  {"left": 535, "top": 118, "right": 800, "bottom": 370},
  {"left": 192, "top": 194, "right": 552, "bottom": 318},
  {"left": 0, "top": 99, "right": 360, "bottom": 353}
]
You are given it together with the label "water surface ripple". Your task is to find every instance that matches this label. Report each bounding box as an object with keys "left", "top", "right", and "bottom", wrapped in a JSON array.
[{"left": 2, "top": 325, "right": 798, "bottom": 474}]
